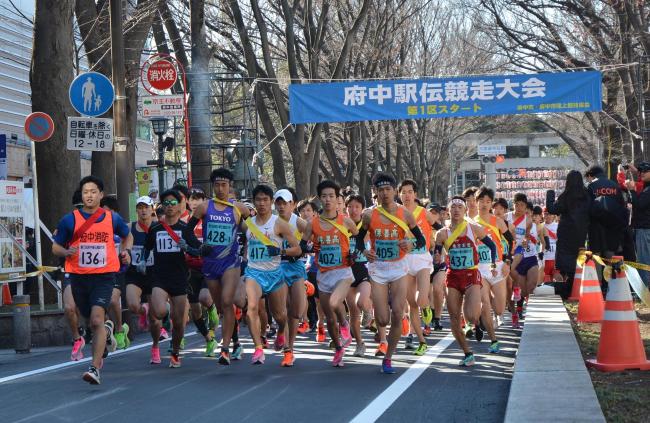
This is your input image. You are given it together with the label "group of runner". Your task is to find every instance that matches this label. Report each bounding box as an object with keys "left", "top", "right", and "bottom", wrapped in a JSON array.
[{"left": 53, "top": 168, "right": 559, "bottom": 385}]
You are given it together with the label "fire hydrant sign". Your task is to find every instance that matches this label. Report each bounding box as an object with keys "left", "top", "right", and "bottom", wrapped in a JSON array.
[
  {"left": 0, "top": 181, "right": 25, "bottom": 280},
  {"left": 139, "top": 95, "right": 185, "bottom": 118},
  {"left": 66, "top": 117, "right": 114, "bottom": 151},
  {"left": 146, "top": 60, "right": 177, "bottom": 91}
]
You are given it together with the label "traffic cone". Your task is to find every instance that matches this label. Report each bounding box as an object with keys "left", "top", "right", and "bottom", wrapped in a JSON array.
[
  {"left": 1, "top": 283, "right": 11, "bottom": 305},
  {"left": 577, "top": 258, "right": 604, "bottom": 323},
  {"left": 586, "top": 257, "right": 650, "bottom": 372},
  {"left": 568, "top": 264, "right": 583, "bottom": 301}
]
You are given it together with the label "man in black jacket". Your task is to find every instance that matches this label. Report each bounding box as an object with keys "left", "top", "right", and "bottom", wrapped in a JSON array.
[{"left": 626, "top": 162, "right": 650, "bottom": 288}]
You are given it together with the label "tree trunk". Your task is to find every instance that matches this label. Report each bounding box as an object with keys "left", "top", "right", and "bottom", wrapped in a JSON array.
[{"left": 31, "top": 0, "right": 80, "bottom": 266}]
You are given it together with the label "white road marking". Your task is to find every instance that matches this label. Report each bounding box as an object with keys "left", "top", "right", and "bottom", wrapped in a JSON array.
[
  {"left": 0, "top": 331, "right": 197, "bottom": 384},
  {"left": 350, "top": 333, "right": 455, "bottom": 423}
]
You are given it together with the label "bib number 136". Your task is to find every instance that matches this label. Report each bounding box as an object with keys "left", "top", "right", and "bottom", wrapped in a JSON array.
[{"left": 78, "top": 243, "right": 107, "bottom": 268}]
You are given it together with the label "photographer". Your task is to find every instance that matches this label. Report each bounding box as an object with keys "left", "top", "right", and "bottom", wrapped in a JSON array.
[{"left": 625, "top": 162, "right": 650, "bottom": 287}]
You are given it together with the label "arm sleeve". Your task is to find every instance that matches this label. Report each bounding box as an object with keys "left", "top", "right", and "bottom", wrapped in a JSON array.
[
  {"left": 300, "top": 239, "right": 312, "bottom": 254},
  {"left": 53, "top": 214, "right": 73, "bottom": 246},
  {"left": 480, "top": 236, "right": 498, "bottom": 264},
  {"left": 502, "top": 230, "right": 514, "bottom": 254},
  {"left": 182, "top": 224, "right": 202, "bottom": 249},
  {"left": 112, "top": 212, "right": 130, "bottom": 238},
  {"left": 355, "top": 227, "right": 368, "bottom": 251},
  {"left": 410, "top": 225, "right": 427, "bottom": 250},
  {"left": 186, "top": 216, "right": 200, "bottom": 232}
]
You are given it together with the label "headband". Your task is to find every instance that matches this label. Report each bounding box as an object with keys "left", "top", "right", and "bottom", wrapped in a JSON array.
[
  {"left": 449, "top": 198, "right": 466, "bottom": 207},
  {"left": 213, "top": 177, "right": 232, "bottom": 183},
  {"left": 374, "top": 180, "right": 395, "bottom": 188}
]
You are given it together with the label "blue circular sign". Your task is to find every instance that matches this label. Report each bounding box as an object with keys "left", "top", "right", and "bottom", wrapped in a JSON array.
[{"left": 69, "top": 72, "right": 115, "bottom": 117}]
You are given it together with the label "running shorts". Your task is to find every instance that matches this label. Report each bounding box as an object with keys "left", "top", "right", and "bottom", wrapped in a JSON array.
[
  {"left": 317, "top": 267, "right": 353, "bottom": 294},
  {"left": 368, "top": 258, "right": 408, "bottom": 285},
  {"left": 516, "top": 256, "right": 539, "bottom": 275},
  {"left": 70, "top": 273, "right": 115, "bottom": 318},
  {"left": 351, "top": 261, "right": 370, "bottom": 288},
  {"left": 478, "top": 262, "right": 505, "bottom": 286},
  {"left": 187, "top": 269, "right": 207, "bottom": 303},
  {"left": 113, "top": 272, "right": 126, "bottom": 291},
  {"left": 432, "top": 262, "right": 447, "bottom": 278},
  {"left": 152, "top": 274, "right": 189, "bottom": 298},
  {"left": 126, "top": 270, "right": 152, "bottom": 296},
  {"left": 244, "top": 266, "right": 284, "bottom": 295},
  {"left": 445, "top": 268, "right": 481, "bottom": 295},
  {"left": 281, "top": 260, "right": 307, "bottom": 287},
  {"left": 406, "top": 253, "right": 433, "bottom": 277},
  {"left": 203, "top": 254, "right": 241, "bottom": 281}
]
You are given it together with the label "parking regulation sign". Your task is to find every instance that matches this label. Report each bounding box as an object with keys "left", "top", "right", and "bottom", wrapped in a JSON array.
[
  {"left": 66, "top": 117, "right": 114, "bottom": 151},
  {"left": 69, "top": 72, "right": 115, "bottom": 117},
  {"left": 24, "top": 112, "right": 55, "bottom": 142}
]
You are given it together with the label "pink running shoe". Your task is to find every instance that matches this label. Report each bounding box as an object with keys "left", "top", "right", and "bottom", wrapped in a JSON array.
[
  {"left": 71, "top": 337, "right": 85, "bottom": 361},
  {"left": 159, "top": 328, "right": 170, "bottom": 341},
  {"left": 332, "top": 348, "right": 345, "bottom": 367},
  {"left": 273, "top": 335, "right": 285, "bottom": 352},
  {"left": 138, "top": 303, "right": 149, "bottom": 331},
  {"left": 251, "top": 348, "right": 265, "bottom": 365},
  {"left": 150, "top": 346, "right": 161, "bottom": 364},
  {"left": 512, "top": 287, "right": 521, "bottom": 302},
  {"left": 340, "top": 322, "right": 352, "bottom": 348}
]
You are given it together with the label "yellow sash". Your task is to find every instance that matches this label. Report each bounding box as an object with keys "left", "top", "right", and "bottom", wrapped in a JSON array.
[
  {"left": 444, "top": 220, "right": 468, "bottom": 252},
  {"left": 377, "top": 206, "right": 413, "bottom": 237},
  {"left": 245, "top": 217, "right": 276, "bottom": 247},
  {"left": 214, "top": 198, "right": 241, "bottom": 220},
  {"left": 320, "top": 215, "right": 350, "bottom": 239},
  {"left": 475, "top": 215, "right": 502, "bottom": 243},
  {"left": 413, "top": 206, "right": 424, "bottom": 221}
]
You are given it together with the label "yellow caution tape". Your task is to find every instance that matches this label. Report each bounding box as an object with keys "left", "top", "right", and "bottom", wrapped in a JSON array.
[{"left": 0, "top": 266, "right": 60, "bottom": 282}]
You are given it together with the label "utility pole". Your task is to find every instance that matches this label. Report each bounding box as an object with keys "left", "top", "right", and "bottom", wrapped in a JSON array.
[{"left": 110, "top": 0, "right": 130, "bottom": 215}]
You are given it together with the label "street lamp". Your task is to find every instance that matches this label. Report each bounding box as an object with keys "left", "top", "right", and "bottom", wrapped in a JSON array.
[{"left": 150, "top": 118, "right": 169, "bottom": 193}]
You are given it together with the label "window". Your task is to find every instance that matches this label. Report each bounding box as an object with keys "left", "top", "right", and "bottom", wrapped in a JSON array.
[
  {"left": 506, "top": 145, "right": 529, "bottom": 158},
  {"left": 539, "top": 144, "right": 570, "bottom": 157}
]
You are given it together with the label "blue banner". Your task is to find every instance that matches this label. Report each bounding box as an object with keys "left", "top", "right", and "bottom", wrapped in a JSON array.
[{"left": 288, "top": 71, "right": 602, "bottom": 124}]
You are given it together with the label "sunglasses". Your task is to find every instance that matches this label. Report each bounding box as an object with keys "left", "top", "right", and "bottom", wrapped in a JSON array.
[{"left": 162, "top": 200, "right": 179, "bottom": 206}]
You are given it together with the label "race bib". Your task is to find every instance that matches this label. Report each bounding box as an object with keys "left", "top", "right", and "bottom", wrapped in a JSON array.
[
  {"left": 523, "top": 242, "right": 537, "bottom": 258},
  {"left": 549, "top": 242, "right": 556, "bottom": 253},
  {"left": 156, "top": 231, "right": 181, "bottom": 253},
  {"left": 409, "top": 237, "right": 427, "bottom": 254},
  {"left": 131, "top": 245, "right": 154, "bottom": 267},
  {"left": 477, "top": 244, "right": 491, "bottom": 264},
  {"left": 78, "top": 243, "right": 107, "bottom": 268},
  {"left": 375, "top": 239, "right": 399, "bottom": 261},
  {"left": 318, "top": 245, "right": 342, "bottom": 268},
  {"left": 247, "top": 239, "right": 269, "bottom": 263},
  {"left": 515, "top": 227, "right": 525, "bottom": 236},
  {"left": 448, "top": 247, "right": 475, "bottom": 270},
  {"left": 205, "top": 222, "right": 233, "bottom": 246}
]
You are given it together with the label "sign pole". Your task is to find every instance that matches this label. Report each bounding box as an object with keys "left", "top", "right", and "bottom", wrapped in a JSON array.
[{"left": 29, "top": 140, "right": 44, "bottom": 311}]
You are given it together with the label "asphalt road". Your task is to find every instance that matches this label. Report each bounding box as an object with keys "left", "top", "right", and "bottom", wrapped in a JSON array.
[{"left": 0, "top": 316, "right": 520, "bottom": 423}]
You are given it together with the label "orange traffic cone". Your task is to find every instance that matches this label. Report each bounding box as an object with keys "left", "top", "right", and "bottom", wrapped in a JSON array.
[
  {"left": 1, "top": 283, "right": 11, "bottom": 305},
  {"left": 568, "top": 263, "right": 583, "bottom": 301},
  {"left": 586, "top": 257, "right": 650, "bottom": 371},
  {"left": 577, "top": 258, "right": 604, "bottom": 323}
]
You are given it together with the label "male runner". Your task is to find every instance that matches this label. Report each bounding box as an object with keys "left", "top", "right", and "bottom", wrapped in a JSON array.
[
  {"left": 297, "top": 198, "right": 323, "bottom": 335},
  {"left": 356, "top": 172, "right": 427, "bottom": 374},
  {"left": 53, "top": 176, "right": 133, "bottom": 384},
  {"left": 542, "top": 209, "right": 559, "bottom": 282},
  {"left": 274, "top": 188, "right": 309, "bottom": 366},
  {"left": 186, "top": 168, "right": 250, "bottom": 365},
  {"left": 398, "top": 179, "right": 434, "bottom": 356},
  {"left": 427, "top": 203, "right": 445, "bottom": 333},
  {"left": 242, "top": 184, "right": 301, "bottom": 365},
  {"left": 302, "top": 180, "right": 359, "bottom": 367},
  {"left": 434, "top": 196, "right": 498, "bottom": 366},
  {"left": 462, "top": 187, "right": 479, "bottom": 220}
]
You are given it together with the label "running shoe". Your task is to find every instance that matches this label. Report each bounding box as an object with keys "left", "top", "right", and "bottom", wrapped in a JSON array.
[
  {"left": 82, "top": 326, "right": 92, "bottom": 345},
  {"left": 297, "top": 321, "right": 308, "bottom": 334},
  {"left": 401, "top": 317, "right": 409, "bottom": 336},
  {"left": 353, "top": 343, "right": 366, "bottom": 357},
  {"left": 218, "top": 350, "right": 231, "bottom": 365},
  {"left": 274, "top": 334, "right": 285, "bottom": 351},
  {"left": 423, "top": 325, "right": 431, "bottom": 336},
  {"left": 267, "top": 326, "right": 277, "bottom": 338},
  {"left": 329, "top": 339, "right": 336, "bottom": 349},
  {"left": 261, "top": 336, "right": 270, "bottom": 349},
  {"left": 489, "top": 341, "right": 500, "bottom": 354},
  {"left": 71, "top": 337, "right": 85, "bottom": 361},
  {"left": 475, "top": 324, "right": 484, "bottom": 343},
  {"left": 433, "top": 319, "right": 443, "bottom": 331},
  {"left": 159, "top": 327, "right": 170, "bottom": 341},
  {"left": 459, "top": 353, "right": 475, "bottom": 367},
  {"left": 115, "top": 331, "right": 125, "bottom": 350},
  {"left": 82, "top": 366, "right": 100, "bottom": 385},
  {"left": 332, "top": 347, "right": 344, "bottom": 367},
  {"left": 375, "top": 342, "right": 388, "bottom": 357},
  {"left": 414, "top": 342, "right": 428, "bottom": 356},
  {"left": 150, "top": 346, "right": 161, "bottom": 364},
  {"left": 138, "top": 303, "right": 149, "bottom": 331},
  {"left": 208, "top": 305, "right": 219, "bottom": 330},
  {"left": 369, "top": 319, "right": 378, "bottom": 333},
  {"left": 316, "top": 326, "right": 326, "bottom": 343},
  {"left": 122, "top": 323, "right": 131, "bottom": 348},
  {"left": 251, "top": 348, "right": 265, "bottom": 365},
  {"left": 405, "top": 334, "right": 415, "bottom": 350},
  {"left": 205, "top": 338, "right": 216, "bottom": 357},
  {"left": 381, "top": 358, "right": 395, "bottom": 374},
  {"left": 340, "top": 322, "right": 352, "bottom": 348},
  {"left": 231, "top": 343, "right": 243, "bottom": 360},
  {"left": 234, "top": 306, "right": 243, "bottom": 322},
  {"left": 281, "top": 350, "right": 295, "bottom": 367},
  {"left": 511, "top": 313, "right": 521, "bottom": 329},
  {"left": 169, "top": 353, "right": 181, "bottom": 368},
  {"left": 180, "top": 337, "right": 186, "bottom": 350},
  {"left": 464, "top": 325, "right": 474, "bottom": 339},
  {"left": 421, "top": 307, "right": 433, "bottom": 325},
  {"left": 512, "top": 286, "right": 521, "bottom": 302},
  {"left": 105, "top": 320, "right": 117, "bottom": 353}
]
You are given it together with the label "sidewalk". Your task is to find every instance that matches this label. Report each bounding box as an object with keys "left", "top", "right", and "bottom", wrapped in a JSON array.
[{"left": 504, "top": 295, "right": 605, "bottom": 423}]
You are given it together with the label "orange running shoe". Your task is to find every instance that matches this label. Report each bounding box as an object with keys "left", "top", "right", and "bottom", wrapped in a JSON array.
[
  {"left": 375, "top": 342, "right": 388, "bottom": 357},
  {"left": 317, "top": 325, "right": 326, "bottom": 343},
  {"left": 423, "top": 325, "right": 432, "bottom": 336},
  {"left": 401, "top": 317, "right": 409, "bottom": 336},
  {"left": 297, "top": 321, "right": 308, "bottom": 334},
  {"left": 281, "top": 350, "right": 295, "bottom": 367},
  {"left": 234, "top": 306, "right": 243, "bottom": 321}
]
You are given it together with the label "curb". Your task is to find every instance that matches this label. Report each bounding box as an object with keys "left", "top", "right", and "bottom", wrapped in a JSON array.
[{"left": 504, "top": 295, "right": 605, "bottom": 423}]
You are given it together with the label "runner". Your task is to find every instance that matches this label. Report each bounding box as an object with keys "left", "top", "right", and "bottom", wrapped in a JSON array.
[
  {"left": 185, "top": 168, "right": 250, "bottom": 365},
  {"left": 125, "top": 196, "right": 161, "bottom": 363},
  {"left": 434, "top": 196, "right": 498, "bottom": 366},
  {"left": 302, "top": 180, "right": 359, "bottom": 367},
  {"left": 542, "top": 208, "right": 559, "bottom": 282},
  {"left": 398, "top": 179, "right": 434, "bottom": 356},
  {"left": 345, "top": 193, "right": 372, "bottom": 357},
  {"left": 427, "top": 203, "right": 446, "bottom": 333},
  {"left": 356, "top": 172, "right": 427, "bottom": 374},
  {"left": 53, "top": 176, "right": 133, "bottom": 384},
  {"left": 241, "top": 184, "right": 301, "bottom": 365},
  {"left": 462, "top": 187, "right": 479, "bottom": 220},
  {"left": 492, "top": 197, "right": 515, "bottom": 320},
  {"left": 140, "top": 189, "right": 202, "bottom": 368},
  {"left": 297, "top": 198, "right": 320, "bottom": 333},
  {"left": 274, "top": 188, "right": 309, "bottom": 367}
]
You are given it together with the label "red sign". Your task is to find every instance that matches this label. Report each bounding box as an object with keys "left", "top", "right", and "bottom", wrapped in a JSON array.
[
  {"left": 24, "top": 112, "right": 55, "bottom": 142},
  {"left": 146, "top": 60, "right": 177, "bottom": 91},
  {"left": 6, "top": 186, "right": 17, "bottom": 195}
]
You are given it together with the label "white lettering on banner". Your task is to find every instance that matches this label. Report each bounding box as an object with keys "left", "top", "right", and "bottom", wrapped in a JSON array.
[
  {"left": 470, "top": 80, "right": 494, "bottom": 100},
  {"left": 419, "top": 82, "right": 443, "bottom": 102},
  {"left": 444, "top": 81, "right": 469, "bottom": 101},
  {"left": 393, "top": 83, "right": 418, "bottom": 104},
  {"left": 343, "top": 85, "right": 368, "bottom": 106},
  {"left": 368, "top": 84, "right": 392, "bottom": 104},
  {"left": 522, "top": 77, "right": 546, "bottom": 98},
  {"left": 496, "top": 79, "right": 520, "bottom": 99}
]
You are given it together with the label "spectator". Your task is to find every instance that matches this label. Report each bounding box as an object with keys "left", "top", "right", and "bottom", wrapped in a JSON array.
[
  {"left": 546, "top": 170, "right": 591, "bottom": 298},
  {"left": 626, "top": 162, "right": 650, "bottom": 287}
]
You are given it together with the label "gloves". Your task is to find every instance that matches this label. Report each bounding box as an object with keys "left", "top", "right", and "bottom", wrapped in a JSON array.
[
  {"left": 136, "top": 262, "right": 147, "bottom": 275},
  {"left": 177, "top": 239, "right": 188, "bottom": 251},
  {"left": 200, "top": 244, "right": 213, "bottom": 257},
  {"left": 537, "top": 252, "right": 544, "bottom": 261},
  {"left": 267, "top": 245, "right": 281, "bottom": 256}
]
